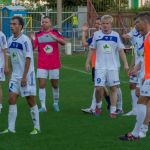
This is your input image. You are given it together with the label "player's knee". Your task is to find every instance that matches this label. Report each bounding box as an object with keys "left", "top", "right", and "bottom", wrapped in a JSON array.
[
  {"left": 136, "top": 87, "right": 140, "bottom": 97},
  {"left": 51, "top": 80, "right": 58, "bottom": 88},
  {"left": 137, "top": 96, "right": 148, "bottom": 105},
  {"left": 8, "top": 95, "right": 16, "bottom": 105},
  {"left": 26, "top": 96, "right": 36, "bottom": 107}
]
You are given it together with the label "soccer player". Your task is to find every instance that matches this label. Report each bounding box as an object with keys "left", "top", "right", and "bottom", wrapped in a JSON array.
[
  {"left": 0, "top": 16, "right": 40, "bottom": 134},
  {"left": 81, "top": 18, "right": 111, "bottom": 114},
  {"left": 85, "top": 15, "right": 129, "bottom": 117},
  {"left": 0, "top": 31, "right": 9, "bottom": 113},
  {"left": 119, "top": 12, "right": 150, "bottom": 141},
  {"left": 30, "top": 16, "right": 65, "bottom": 112},
  {"left": 122, "top": 24, "right": 144, "bottom": 116}
]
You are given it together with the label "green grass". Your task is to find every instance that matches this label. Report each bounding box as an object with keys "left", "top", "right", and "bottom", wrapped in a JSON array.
[{"left": 0, "top": 54, "right": 150, "bottom": 150}]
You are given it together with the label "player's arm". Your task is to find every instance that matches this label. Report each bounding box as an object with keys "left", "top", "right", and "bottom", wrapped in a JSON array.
[
  {"left": 128, "top": 55, "right": 135, "bottom": 76},
  {"left": 50, "top": 32, "right": 66, "bottom": 45},
  {"left": 119, "top": 49, "right": 129, "bottom": 72},
  {"left": 81, "top": 23, "right": 89, "bottom": 47},
  {"left": 21, "top": 57, "right": 31, "bottom": 87},
  {"left": 85, "top": 49, "right": 95, "bottom": 72},
  {"left": 122, "top": 34, "right": 131, "bottom": 39},
  {"left": 3, "top": 48, "right": 9, "bottom": 75}
]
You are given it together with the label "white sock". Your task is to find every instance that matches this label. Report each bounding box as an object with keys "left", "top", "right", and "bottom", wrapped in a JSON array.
[
  {"left": 131, "top": 89, "right": 138, "bottom": 113},
  {"left": 132, "top": 104, "right": 146, "bottom": 137},
  {"left": 8, "top": 105, "right": 17, "bottom": 132},
  {"left": 96, "top": 101, "right": 102, "bottom": 109},
  {"left": 117, "top": 87, "right": 123, "bottom": 110},
  {"left": 90, "top": 88, "right": 97, "bottom": 110},
  {"left": 110, "top": 106, "right": 116, "bottom": 114},
  {"left": 52, "top": 87, "right": 59, "bottom": 104},
  {"left": 30, "top": 105, "right": 40, "bottom": 130},
  {"left": 39, "top": 88, "right": 46, "bottom": 108}
]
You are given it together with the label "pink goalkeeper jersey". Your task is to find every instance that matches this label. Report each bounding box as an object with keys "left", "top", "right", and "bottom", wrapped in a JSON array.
[{"left": 34, "top": 28, "right": 64, "bottom": 69}]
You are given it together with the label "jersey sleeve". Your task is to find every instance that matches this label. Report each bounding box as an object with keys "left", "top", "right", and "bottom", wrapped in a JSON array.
[
  {"left": 0, "top": 33, "right": 8, "bottom": 49},
  {"left": 87, "top": 37, "right": 93, "bottom": 46},
  {"left": 53, "top": 30, "right": 64, "bottom": 40},
  {"left": 23, "top": 37, "right": 33, "bottom": 59},
  {"left": 89, "top": 33, "right": 96, "bottom": 49}
]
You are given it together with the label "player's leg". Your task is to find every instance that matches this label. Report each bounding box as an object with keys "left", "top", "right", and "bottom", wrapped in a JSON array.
[
  {"left": 50, "top": 69, "right": 60, "bottom": 112},
  {"left": 124, "top": 76, "right": 138, "bottom": 116},
  {"left": 26, "top": 96, "right": 40, "bottom": 134},
  {"left": 0, "top": 82, "right": 2, "bottom": 113},
  {"left": 0, "top": 80, "right": 19, "bottom": 134},
  {"left": 116, "top": 85, "right": 123, "bottom": 114},
  {"left": 0, "top": 69, "right": 5, "bottom": 113},
  {"left": 37, "top": 69, "right": 48, "bottom": 112},
  {"left": 94, "top": 69, "right": 106, "bottom": 115},
  {"left": 107, "top": 70, "right": 120, "bottom": 118},
  {"left": 103, "top": 86, "right": 111, "bottom": 111},
  {"left": 139, "top": 99, "right": 150, "bottom": 138}
]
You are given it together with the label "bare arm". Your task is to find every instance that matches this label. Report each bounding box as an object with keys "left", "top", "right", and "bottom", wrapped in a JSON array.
[
  {"left": 119, "top": 49, "right": 129, "bottom": 72},
  {"left": 81, "top": 23, "right": 89, "bottom": 47},
  {"left": 3, "top": 48, "right": 9, "bottom": 75},
  {"left": 21, "top": 57, "right": 31, "bottom": 87},
  {"left": 85, "top": 49, "right": 95, "bottom": 72},
  {"left": 50, "top": 33, "right": 66, "bottom": 45}
]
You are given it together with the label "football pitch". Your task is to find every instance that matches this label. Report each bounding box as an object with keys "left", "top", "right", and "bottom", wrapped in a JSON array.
[{"left": 0, "top": 53, "right": 150, "bottom": 150}]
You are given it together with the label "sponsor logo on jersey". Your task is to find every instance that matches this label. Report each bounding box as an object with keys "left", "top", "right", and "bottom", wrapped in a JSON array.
[{"left": 44, "top": 45, "right": 53, "bottom": 54}]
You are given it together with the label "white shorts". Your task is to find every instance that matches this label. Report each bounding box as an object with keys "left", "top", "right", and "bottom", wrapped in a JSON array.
[
  {"left": 95, "top": 69, "right": 120, "bottom": 87},
  {"left": 136, "top": 71, "right": 144, "bottom": 88},
  {"left": 140, "top": 79, "right": 150, "bottom": 97},
  {"left": 0, "top": 68, "right": 5, "bottom": 81},
  {"left": 37, "top": 69, "right": 59, "bottom": 79},
  {"left": 129, "top": 75, "right": 138, "bottom": 84},
  {"left": 9, "top": 73, "right": 36, "bottom": 97}
]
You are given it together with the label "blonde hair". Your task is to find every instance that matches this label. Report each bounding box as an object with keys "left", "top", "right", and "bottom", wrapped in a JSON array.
[{"left": 101, "top": 15, "right": 113, "bottom": 23}]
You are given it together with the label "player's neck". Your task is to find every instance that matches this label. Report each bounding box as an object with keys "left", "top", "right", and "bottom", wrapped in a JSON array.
[
  {"left": 102, "top": 30, "right": 112, "bottom": 34},
  {"left": 43, "top": 28, "right": 51, "bottom": 32},
  {"left": 13, "top": 32, "right": 22, "bottom": 38}
]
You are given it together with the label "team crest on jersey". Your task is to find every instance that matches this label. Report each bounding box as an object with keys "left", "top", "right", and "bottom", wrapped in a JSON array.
[
  {"left": 44, "top": 45, "right": 53, "bottom": 54},
  {"left": 102, "top": 44, "right": 112, "bottom": 53}
]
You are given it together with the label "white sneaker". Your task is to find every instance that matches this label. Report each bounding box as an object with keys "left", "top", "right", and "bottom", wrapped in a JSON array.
[
  {"left": 123, "top": 110, "right": 136, "bottom": 116},
  {"left": 139, "top": 126, "right": 148, "bottom": 138},
  {"left": 81, "top": 108, "right": 95, "bottom": 114}
]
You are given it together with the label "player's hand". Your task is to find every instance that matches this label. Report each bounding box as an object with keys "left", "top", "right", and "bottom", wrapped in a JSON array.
[
  {"left": 49, "top": 33, "right": 57, "bottom": 40},
  {"left": 4, "top": 67, "right": 9, "bottom": 75},
  {"left": 82, "top": 23, "right": 89, "bottom": 32},
  {"left": 29, "top": 31, "right": 35, "bottom": 40},
  {"left": 85, "top": 63, "right": 90, "bottom": 72},
  {"left": 124, "top": 63, "right": 129, "bottom": 73},
  {"left": 21, "top": 77, "right": 27, "bottom": 87}
]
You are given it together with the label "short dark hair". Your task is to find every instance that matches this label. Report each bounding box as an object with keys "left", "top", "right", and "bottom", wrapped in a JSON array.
[
  {"left": 43, "top": 16, "right": 51, "bottom": 20},
  {"left": 96, "top": 16, "right": 101, "bottom": 20},
  {"left": 136, "top": 12, "right": 150, "bottom": 23},
  {"left": 11, "top": 16, "right": 24, "bottom": 29}
]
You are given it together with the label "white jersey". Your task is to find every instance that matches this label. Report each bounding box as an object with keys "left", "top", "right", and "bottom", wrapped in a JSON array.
[
  {"left": 0, "top": 31, "right": 8, "bottom": 68},
  {"left": 90, "top": 30, "right": 125, "bottom": 70},
  {"left": 8, "top": 34, "right": 35, "bottom": 80},
  {"left": 127, "top": 27, "right": 144, "bottom": 65}
]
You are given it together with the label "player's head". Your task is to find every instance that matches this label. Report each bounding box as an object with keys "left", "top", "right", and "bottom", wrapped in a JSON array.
[
  {"left": 10, "top": 16, "right": 24, "bottom": 35},
  {"left": 101, "top": 15, "right": 113, "bottom": 33},
  {"left": 135, "top": 12, "right": 150, "bottom": 35},
  {"left": 94, "top": 17, "right": 101, "bottom": 30},
  {"left": 41, "top": 16, "right": 51, "bottom": 31}
]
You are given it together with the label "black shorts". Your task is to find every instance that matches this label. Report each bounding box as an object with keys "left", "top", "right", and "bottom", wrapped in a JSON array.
[{"left": 92, "top": 67, "right": 95, "bottom": 82}]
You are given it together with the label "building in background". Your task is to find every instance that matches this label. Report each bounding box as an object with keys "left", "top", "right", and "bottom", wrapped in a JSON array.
[{"left": 128, "top": 0, "right": 150, "bottom": 9}]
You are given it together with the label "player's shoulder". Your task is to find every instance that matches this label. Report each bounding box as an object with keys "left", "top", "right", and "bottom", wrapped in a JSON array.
[
  {"left": 0, "top": 31, "right": 6, "bottom": 38},
  {"left": 52, "top": 28, "right": 63, "bottom": 36},
  {"left": 21, "top": 34, "right": 31, "bottom": 42},
  {"left": 93, "top": 30, "right": 102, "bottom": 38},
  {"left": 111, "top": 30, "right": 120, "bottom": 36}
]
